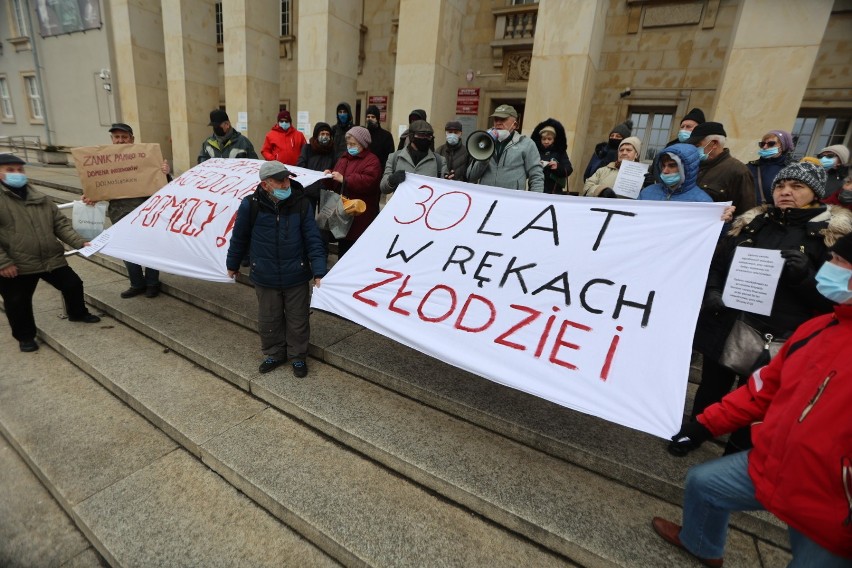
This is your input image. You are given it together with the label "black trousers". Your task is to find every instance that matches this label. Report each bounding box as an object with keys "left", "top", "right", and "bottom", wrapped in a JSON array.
[
  {"left": 691, "top": 356, "right": 752, "bottom": 454},
  {"left": 0, "top": 265, "right": 90, "bottom": 341}
]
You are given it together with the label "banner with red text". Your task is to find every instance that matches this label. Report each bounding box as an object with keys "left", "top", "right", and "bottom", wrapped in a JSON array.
[
  {"left": 311, "top": 176, "right": 726, "bottom": 438},
  {"left": 94, "top": 159, "right": 327, "bottom": 282}
]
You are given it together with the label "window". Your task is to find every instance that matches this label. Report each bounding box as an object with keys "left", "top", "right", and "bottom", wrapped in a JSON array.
[
  {"left": 0, "top": 78, "right": 13, "bottom": 120},
  {"left": 11, "top": 0, "right": 29, "bottom": 37},
  {"left": 23, "top": 75, "right": 43, "bottom": 121},
  {"left": 628, "top": 109, "right": 675, "bottom": 163},
  {"left": 791, "top": 113, "right": 851, "bottom": 160},
  {"left": 280, "top": 0, "right": 291, "bottom": 36},
  {"left": 215, "top": 2, "right": 223, "bottom": 45}
]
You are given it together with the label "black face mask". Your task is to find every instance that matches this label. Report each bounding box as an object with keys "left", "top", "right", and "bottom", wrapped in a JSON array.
[
  {"left": 839, "top": 189, "right": 852, "bottom": 205},
  {"left": 213, "top": 126, "right": 226, "bottom": 137},
  {"left": 411, "top": 137, "right": 431, "bottom": 152},
  {"left": 366, "top": 119, "right": 378, "bottom": 129},
  {"left": 608, "top": 138, "right": 621, "bottom": 149}
]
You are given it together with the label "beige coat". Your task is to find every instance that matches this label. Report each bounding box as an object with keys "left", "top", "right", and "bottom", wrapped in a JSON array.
[{"left": 582, "top": 162, "right": 620, "bottom": 197}]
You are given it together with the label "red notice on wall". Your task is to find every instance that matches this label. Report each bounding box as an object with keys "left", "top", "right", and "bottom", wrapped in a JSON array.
[{"left": 456, "top": 88, "right": 480, "bottom": 116}]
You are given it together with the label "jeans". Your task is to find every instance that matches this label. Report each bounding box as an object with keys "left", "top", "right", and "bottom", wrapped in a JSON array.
[
  {"left": 681, "top": 451, "right": 852, "bottom": 567},
  {"left": 125, "top": 261, "right": 159, "bottom": 289}
]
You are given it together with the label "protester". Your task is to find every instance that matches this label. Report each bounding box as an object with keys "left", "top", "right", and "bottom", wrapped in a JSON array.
[
  {"left": 685, "top": 121, "right": 755, "bottom": 215},
  {"left": 582, "top": 119, "right": 633, "bottom": 180},
  {"left": 365, "top": 105, "right": 395, "bottom": 171},
  {"left": 381, "top": 120, "right": 447, "bottom": 198},
  {"left": 531, "top": 119, "right": 573, "bottom": 195},
  {"left": 644, "top": 108, "right": 706, "bottom": 188},
  {"left": 746, "top": 129, "right": 795, "bottom": 205},
  {"left": 324, "top": 126, "right": 381, "bottom": 257},
  {"left": 466, "top": 104, "right": 543, "bottom": 192},
  {"left": 0, "top": 154, "right": 101, "bottom": 352},
  {"left": 397, "top": 109, "right": 429, "bottom": 151},
  {"left": 198, "top": 109, "right": 258, "bottom": 163},
  {"left": 823, "top": 174, "right": 852, "bottom": 211},
  {"left": 582, "top": 137, "right": 641, "bottom": 198},
  {"left": 332, "top": 102, "right": 355, "bottom": 160},
  {"left": 436, "top": 120, "right": 469, "bottom": 183},
  {"left": 297, "top": 122, "right": 336, "bottom": 207},
  {"left": 690, "top": 160, "right": 852, "bottom": 454},
  {"left": 638, "top": 144, "right": 712, "bottom": 202},
  {"left": 818, "top": 144, "right": 850, "bottom": 198},
  {"left": 260, "top": 110, "right": 306, "bottom": 166},
  {"left": 656, "top": 233, "right": 852, "bottom": 567},
  {"left": 225, "top": 161, "right": 326, "bottom": 378}
]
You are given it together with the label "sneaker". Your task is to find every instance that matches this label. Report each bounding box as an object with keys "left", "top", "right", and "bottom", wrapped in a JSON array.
[
  {"left": 258, "top": 357, "right": 284, "bottom": 374},
  {"left": 19, "top": 340, "right": 39, "bottom": 352},
  {"left": 68, "top": 314, "right": 101, "bottom": 324},
  {"left": 120, "top": 287, "right": 146, "bottom": 298},
  {"left": 145, "top": 286, "right": 160, "bottom": 298},
  {"left": 292, "top": 359, "right": 308, "bottom": 378}
]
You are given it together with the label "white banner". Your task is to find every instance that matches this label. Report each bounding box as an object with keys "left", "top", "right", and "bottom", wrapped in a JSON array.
[
  {"left": 92, "top": 159, "right": 328, "bottom": 282},
  {"left": 311, "top": 175, "right": 726, "bottom": 438}
]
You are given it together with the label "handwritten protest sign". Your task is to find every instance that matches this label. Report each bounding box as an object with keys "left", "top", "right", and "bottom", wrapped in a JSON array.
[
  {"left": 311, "top": 176, "right": 726, "bottom": 438},
  {"left": 91, "top": 159, "right": 327, "bottom": 282},
  {"left": 72, "top": 143, "right": 167, "bottom": 201}
]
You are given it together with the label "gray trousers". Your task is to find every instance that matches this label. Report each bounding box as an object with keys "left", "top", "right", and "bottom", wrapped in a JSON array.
[{"left": 254, "top": 281, "right": 310, "bottom": 360}]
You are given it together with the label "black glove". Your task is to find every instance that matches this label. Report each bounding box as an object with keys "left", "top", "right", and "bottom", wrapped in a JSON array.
[
  {"left": 703, "top": 289, "right": 725, "bottom": 313},
  {"left": 387, "top": 170, "right": 406, "bottom": 189},
  {"left": 667, "top": 420, "right": 713, "bottom": 457},
  {"left": 780, "top": 249, "right": 810, "bottom": 283},
  {"left": 598, "top": 187, "right": 617, "bottom": 199}
]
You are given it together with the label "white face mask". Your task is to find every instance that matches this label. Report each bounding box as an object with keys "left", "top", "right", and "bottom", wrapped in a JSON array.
[
  {"left": 445, "top": 133, "right": 460, "bottom": 146},
  {"left": 494, "top": 129, "right": 511, "bottom": 142}
]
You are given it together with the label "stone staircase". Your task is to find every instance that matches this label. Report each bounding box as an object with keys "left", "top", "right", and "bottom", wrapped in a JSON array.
[{"left": 0, "top": 180, "right": 794, "bottom": 567}]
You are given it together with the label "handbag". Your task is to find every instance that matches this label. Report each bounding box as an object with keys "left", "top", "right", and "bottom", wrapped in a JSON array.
[
  {"left": 719, "top": 314, "right": 787, "bottom": 376},
  {"left": 316, "top": 189, "right": 356, "bottom": 239}
]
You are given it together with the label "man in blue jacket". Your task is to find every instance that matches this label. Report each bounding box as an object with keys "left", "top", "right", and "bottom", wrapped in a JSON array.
[{"left": 226, "top": 161, "right": 326, "bottom": 377}]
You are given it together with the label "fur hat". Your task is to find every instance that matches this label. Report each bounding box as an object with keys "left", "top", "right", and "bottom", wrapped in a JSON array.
[
  {"left": 619, "top": 136, "right": 642, "bottom": 156},
  {"left": 681, "top": 108, "right": 705, "bottom": 125},
  {"left": 819, "top": 145, "right": 850, "bottom": 166},
  {"left": 346, "top": 126, "right": 372, "bottom": 148},
  {"left": 610, "top": 119, "right": 633, "bottom": 138},
  {"left": 772, "top": 160, "right": 828, "bottom": 198}
]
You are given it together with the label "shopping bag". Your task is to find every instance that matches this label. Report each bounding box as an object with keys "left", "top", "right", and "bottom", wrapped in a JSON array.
[
  {"left": 316, "top": 189, "right": 355, "bottom": 239},
  {"left": 72, "top": 200, "right": 108, "bottom": 240}
]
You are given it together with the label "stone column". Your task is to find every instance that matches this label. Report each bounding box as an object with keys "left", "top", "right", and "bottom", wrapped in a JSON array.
[
  {"left": 222, "top": 0, "right": 280, "bottom": 155},
  {"left": 713, "top": 0, "right": 833, "bottom": 161},
  {"left": 297, "top": 1, "right": 362, "bottom": 133},
  {"left": 392, "top": 0, "right": 467, "bottom": 135},
  {"left": 526, "top": 0, "right": 609, "bottom": 193},
  {"left": 161, "top": 0, "right": 219, "bottom": 173},
  {"left": 108, "top": 0, "right": 172, "bottom": 159}
]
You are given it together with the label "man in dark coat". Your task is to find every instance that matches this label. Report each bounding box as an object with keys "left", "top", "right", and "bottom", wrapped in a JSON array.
[
  {"left": 365, "top": 104, "right": 395, "bottom": 171},
  {"left": 331, "top": 102, "right": 355, "bottom": 160},
  {"left": 436, "top": 120, "right": 469, "bottom": 183}
]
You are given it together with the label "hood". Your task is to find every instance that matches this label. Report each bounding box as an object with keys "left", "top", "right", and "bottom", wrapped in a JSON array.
[
  {"left": 409, "top": 109, "right": 427, "bottom": 122},
  {"left": 336, "top": 102, "right": 353, "bottom": 125},
  {"left": 654, "top": 143, "right": 700, "bottom": 193},
  {"left": 312, "top": 121, "right": 332, "bottom": 140},
  {"left": 531, "top": 118, "right": 568, "bottom": 154}
]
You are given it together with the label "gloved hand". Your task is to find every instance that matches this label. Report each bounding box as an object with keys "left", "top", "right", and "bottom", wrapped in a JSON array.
[
  {"left": 780, "top": 249, "right": 810, "bottom": 283},
  {"left": 703, "top": 289, "right": 726, "bottom": 313},
  {"left": 598, "top": 187, "right": 617, "bottom": 199},
  {"left": 667, "top": 420, "right": 713, "bottom": 457},
  {"left": 387, "top": 170, "right": 406, "bottom": 189}
]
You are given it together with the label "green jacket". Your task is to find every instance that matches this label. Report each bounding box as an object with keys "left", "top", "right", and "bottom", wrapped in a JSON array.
[{"left": 0, "top": 184, "right": 86, "bottom": 275}]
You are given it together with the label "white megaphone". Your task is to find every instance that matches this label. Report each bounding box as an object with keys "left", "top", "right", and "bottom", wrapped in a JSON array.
[{"left": 466, "top": 130, "right": 495, "bottom": 161}]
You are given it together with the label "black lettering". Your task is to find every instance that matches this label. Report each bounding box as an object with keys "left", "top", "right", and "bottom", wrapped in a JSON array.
[
  {"left": 476, "top": 199, "right": 502, "bottom": 237},
  {"left": 473, "top": 251, "right": 503, "bottom": 288},
  {"left": 590, "top": 208, "right": 636, "bottom": 251},
  {"left": 532, "top": 271, "right": 571, "bottom": 305},
  {"left": 499, "top": 256, "right": 537, "bottom": 293},
  {"left": 580, "top": 278, "right": 614, "bottom": 314},
  {"left": 613, "top": 286, "right": 655, "bottom": 327},
  {"left": 513, "top": 205, "right": 558, "bottom": 246},
  {"left": 386, "top": 234, "right": 433, "bottom": 263},
  {"left": 442, "top": 245, "right": 475, "bottom": 274}
]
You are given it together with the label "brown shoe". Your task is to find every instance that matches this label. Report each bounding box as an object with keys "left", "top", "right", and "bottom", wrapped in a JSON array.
[{"left": 651, "top": 517, "right": 723, "bottom": 567}]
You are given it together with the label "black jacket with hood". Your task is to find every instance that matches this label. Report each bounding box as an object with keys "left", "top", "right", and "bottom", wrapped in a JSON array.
[
  {"left": 531, "top": 118, "right": 574, "bottom": 194},
  {"left": 332, "top": 102, "right": 355, "bottom": 160}
]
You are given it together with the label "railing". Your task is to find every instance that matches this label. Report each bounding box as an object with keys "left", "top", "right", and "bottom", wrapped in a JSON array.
[
  {"left": 490, "top": 4, "right": 539, "bottom": 69},
  {"left": 0, "top": 135, "right": 42, "bottom": 163}
]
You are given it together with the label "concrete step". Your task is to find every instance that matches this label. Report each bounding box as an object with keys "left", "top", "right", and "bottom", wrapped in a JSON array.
[{"left": 0, "top": 320, "right": 339, "bottom": 568}]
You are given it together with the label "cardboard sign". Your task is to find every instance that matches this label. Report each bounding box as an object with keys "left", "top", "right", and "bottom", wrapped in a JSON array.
[{"left": 72, "top": 143, "right": 167, "bottom": 201}]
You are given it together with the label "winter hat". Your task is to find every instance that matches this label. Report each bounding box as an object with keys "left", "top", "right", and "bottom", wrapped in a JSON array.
[
  {"left": 208, "top": 109, "right": 229, "bottom": 126},
  {"left": 366, "top": 105, "right": 381, "bottom": 118},
  {"left": 408, "top": 109, "right": 427, "bottom": 123},
  {"left": 765, "top": 130, "right": 794, "bottom": 153},
  {"left": 681, "top": 108, "right": 706, "bottom": 125},
  {"left": 830, "top": 232, "right": 852, "bottom": 263},
  {"left": 772, "top": 160, "right": 828, "bottom": 198},
  {"left": 346, "top": 126, "right": 372, "bottom": 148},
  {"left": 685, "top": 121, "right": 727, "bottom": 144},
  {"left": 818, "top": 144, "right": 850, "bottom": 165},
  {"left": 259, "top": 161, "right": 290, "bottom": 181},
  {"left": 408, "top": 120, "right": 434, "bottom": 136},
  {"left": 609, "top": 119, "right": 633, "bottom": 138},
  {"left": 618, "top": 136, "right": 642, "bottom": 157},
  {"left": 277, "top": 110, "right": 292, "bottom": 122},
  {"left": 0, "top": 153, "right": 26, "bottom": 166},
  {"left": 539, "top": 126, "right": 557, "bottom": 137},
  {"left": 445, "top": 121, "right": 463, "bottom": 131},
  {"left": 313, "top": 122, "right": 332, "bottom": 138}
]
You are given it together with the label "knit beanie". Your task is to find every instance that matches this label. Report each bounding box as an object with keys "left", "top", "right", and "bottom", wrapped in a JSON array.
[
  {"left": 681, "top": 108, "right": 705, "bottom": 124},
  {"left": 618, "top": 136, "right": 642, "bottom": 157},
  {"left": 610, "top": 119, "right": 633, "bottom": 138},
  {"left": 764, "top": 130, "right": 794, "bottom": 153},
  {"left": 819, "top": 144, "right": 850, "bottom": 165},
  {"left": 831, "top": 232, "right": 852, "bottom": 263},
  {"left": 366, "top": 105, "right": 381, "bottom": 117},
  {"left": 772, "top": 160, "right": 828, "bottom": 198},
  {"left": 346, "top": 126, "right": 371, "bottom": 148}
]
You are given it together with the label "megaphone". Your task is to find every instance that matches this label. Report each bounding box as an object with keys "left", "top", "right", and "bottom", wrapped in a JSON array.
[{"left": 467, "top": 130, "right": 495, "bottom": 161}]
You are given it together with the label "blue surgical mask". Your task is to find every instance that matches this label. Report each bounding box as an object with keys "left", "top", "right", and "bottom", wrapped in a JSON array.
[
  {"left": 2, "top": 173, "right": 27, "bottom": 188},
  {"left": 820, "top": 156, "right": 836, "bottom": 169},
  {"left": 677, "top": 130, "right": 691, "bottom": 143},
  {"left": 660, "top": 172, "right": 681, "bottom": 186},
  {"left": 697, "top": 143, "right": 711, "bottom": 162},
  {"left": 347, "top": 147, "right": 359, "bottom": 156},
  {"left": 279, "top": 121, "right": 290, "bottom": 130},
  {"left": 338, "top": 112, "right": 349, "bottom": 123},
  {"left": 758, "top": 147, "right": 779, "bottom": 159},
  {"left": 815, "top": 261, "right": 852, "bottom": 304},
  {"left": 446, "top": 133, "right": 460, "bottom": 146},
  {"left": 272, "top": 187, "right": 291, "bottom": 200}
]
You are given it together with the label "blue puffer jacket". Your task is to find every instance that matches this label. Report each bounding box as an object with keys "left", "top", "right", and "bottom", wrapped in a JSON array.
[
  {"left": 639, "top": 143, "right": 712, "bottom": 202},
  {"left": 226, "top": 186, "right": 327, "bottom": 289}
]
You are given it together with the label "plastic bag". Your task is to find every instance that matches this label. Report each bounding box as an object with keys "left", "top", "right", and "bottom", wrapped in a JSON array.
[
  {"left": 72, "top": 200, "right": 108, "bottom": 240},
  {"left": 316, "top": 189, "right": 355, "bottom": 239}
]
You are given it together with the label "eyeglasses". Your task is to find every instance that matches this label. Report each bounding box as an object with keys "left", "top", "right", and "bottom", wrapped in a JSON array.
[{"left": 758, "top": 141, "right": 778, "bottom": 148}]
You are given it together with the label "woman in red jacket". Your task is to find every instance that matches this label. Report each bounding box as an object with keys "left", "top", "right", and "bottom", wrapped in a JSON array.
[
  {"left": 261, "top": 110, "right": 306, "bottom": 166},
  {"left": 654, "top": 233, "right": 852, "bottom": 567},
  {"left": 324, "top": 126, "right": 381, "bottom": 257}
]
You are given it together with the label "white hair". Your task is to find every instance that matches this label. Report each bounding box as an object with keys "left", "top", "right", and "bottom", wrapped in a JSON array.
[{"left": 705, "top": 134, "right": 727, "bottom": 148}]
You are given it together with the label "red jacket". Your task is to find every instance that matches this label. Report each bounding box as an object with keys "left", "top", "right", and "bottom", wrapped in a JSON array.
[
  {"left": 261, "top": 124, "right": 306, "bottom": 165},
  {"left": 699, "top": 304, "right": 852, "bottom": 557},
  {"left": 328, "top": 150, "right": 381, "bottom": 242}
]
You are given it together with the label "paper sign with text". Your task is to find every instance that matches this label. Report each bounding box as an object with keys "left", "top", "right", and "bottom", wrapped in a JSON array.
[
  {"left": 612, "top": 160, "right": 649, "bottom": 199},
  {"left": 311, "top": 176, "right": 725, "bottom": 438},
  {"left": 72, "top": 143, "right": 167, "bottom": 201},
  {"left": 722, "top": 247, "right": 784, "bottom": 316},
  {"left": 92, "top": 159, "right": 327, "bottom": 282}
]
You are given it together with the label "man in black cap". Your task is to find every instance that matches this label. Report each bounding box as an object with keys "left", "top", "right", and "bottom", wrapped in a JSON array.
[
  {"left": 380, "top": 120, "right": 448, "bottom": 198},
  {"left": 396, "top": 109, "right": 430, "bottom": 151},
  {"left": 365, "top": 104, "right": 395, "bottom": 171},
  {"left": 0, "top": 153, "right": 101, "bottom": 352},
  {"left": 686, "top": 121, "right": 755, "bottom": 216},
  {"left": 436, "top": 120, "right": 469, "bottom": 182},
  {"left": 198, "top": 109, "right": 258, "bottom": 163}
]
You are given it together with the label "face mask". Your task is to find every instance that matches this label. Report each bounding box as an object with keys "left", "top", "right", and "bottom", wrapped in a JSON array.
[
  {"left": 758, "top": 147, "right": 780, "bottom": 159},
  {"left": 337, "top": 112, "right": 349, "bottom": 123},
  {"left": 279, "top": 121, "right": 290, "bottom": 130},
  {"left": 815, "top": 261, "right": 852, "bottom": 304},
  {"left": 318, "top": 135, "right": 331, "bottom": 145},
  {"left": 2, "top": 173, "right": 27, "bottom": 188},
  {"left": 366, "top": 119, "right": 377, "bottom": 129},
  {"left": 411, "top": 138, "right": 431, "bottom": 152},
  {"left": 272, "top": 187, "right": 291, "bottom": 200},
  {"left": 608, "top": 138, "right": 621, "bottom": 149},
  {"left": 838, "top": 189, "right": 852, "bottom": 205},
  {"left": 697, "top": 143, "right": 711, "bottom": 162},
  {"left": 660, "top": 172, "right": 681, "bottom": 186},
  {"left": 820, "top": 156, "right": 836, "bottom": 169},
  {"left": 677, "top": 130, "right": 691, "bottom": 143},
  {"left": 213, "top": 126, "right": 226, "bottom": 137},
  {"left": 445, "top": 133, "right": 460, "bottom": 146},
  {"left": 347, "top": 147, "right": 359, "bottom": 156},
  {"left": 495, "top": 129, "right": 511, "bottom": 142}
]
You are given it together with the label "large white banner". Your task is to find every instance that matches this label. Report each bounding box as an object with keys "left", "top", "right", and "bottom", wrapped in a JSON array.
[
  {"left": 311, "top": 175, "right": 726, "bottom": 438},
  {"left": 91, "top": 159, "right": 327, "bottom": 282}
]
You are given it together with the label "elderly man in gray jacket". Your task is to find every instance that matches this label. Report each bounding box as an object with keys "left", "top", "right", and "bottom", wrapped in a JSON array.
[{"left": 466, "top": 105, "right": 544, "bottom": 192}]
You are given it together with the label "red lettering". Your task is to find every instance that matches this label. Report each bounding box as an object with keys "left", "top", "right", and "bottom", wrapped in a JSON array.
[
  {"left": 417, "top": 285, "right": 457, "bottom": 323},
  {"left": 388, "top": 275, "right": 413, "bottom": 316},
  {"left": 548, "top": 319, "right": 592, "bottom": 370},
  {"left": 534, "top": 307, "right": 560, "bottom": 358},
  {"left": 599, "top": 326, "right": 623, "bottom": 381},
  {"left": 352, "top": 268, "right": 404, "bottom": 307},
  {"left": 493, "top": 304, "right": 541, "bottom": 351},
  {"left": 454, "top": 294, "right": 496, "bottom": 333},
  {"left": 216, "top": 211, "right": 238, "bottom": 247}
]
